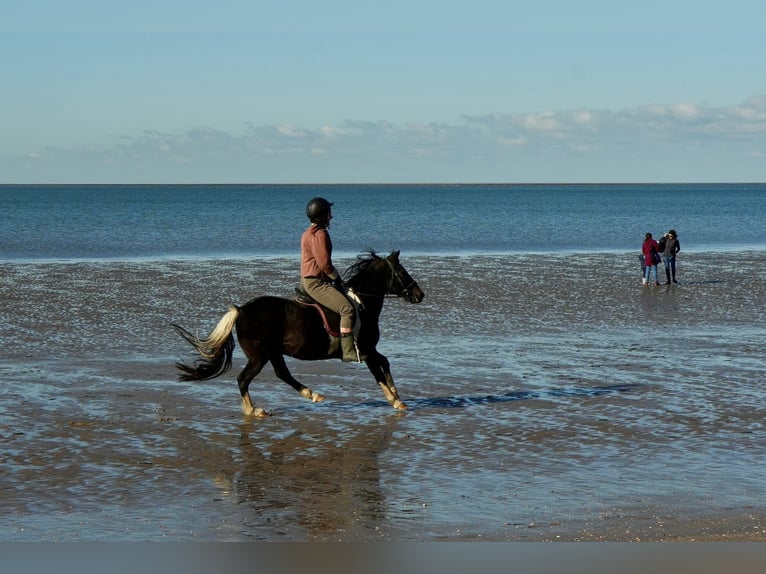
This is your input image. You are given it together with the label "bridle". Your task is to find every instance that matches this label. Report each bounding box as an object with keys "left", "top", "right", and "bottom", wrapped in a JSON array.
[
  {"left": 384, "top": 258, "right": 417, "bottom": 299},
  {"left": 350, "top": 258, "right": 417, "bottom": 299}
]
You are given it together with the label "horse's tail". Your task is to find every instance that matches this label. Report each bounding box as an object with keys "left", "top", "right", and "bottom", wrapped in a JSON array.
[{"left": 172, "top": 305, "right": 239, "bottom": 382}]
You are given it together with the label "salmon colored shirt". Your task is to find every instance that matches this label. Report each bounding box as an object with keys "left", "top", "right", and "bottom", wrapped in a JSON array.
[{"left": 301, "top": 224, "right": 339, "bottom": 281}]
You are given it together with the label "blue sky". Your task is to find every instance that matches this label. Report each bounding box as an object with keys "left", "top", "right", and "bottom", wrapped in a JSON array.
[{"left": 2, "top": 0, "right": 765, "bottom": 183}]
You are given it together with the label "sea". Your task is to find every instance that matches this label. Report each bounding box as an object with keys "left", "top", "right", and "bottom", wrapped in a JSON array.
[{"left": 2, "top": 183, "right": 765, "bottom": 260}]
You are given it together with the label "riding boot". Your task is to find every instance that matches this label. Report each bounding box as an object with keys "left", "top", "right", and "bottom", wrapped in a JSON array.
[{"left": 341, "top": 334, "right": 365, "bottom": 363}]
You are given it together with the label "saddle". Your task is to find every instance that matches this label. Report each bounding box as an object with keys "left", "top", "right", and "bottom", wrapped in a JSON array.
[{"left": 294, "top": 287, "right": 362, "bottom": 339}]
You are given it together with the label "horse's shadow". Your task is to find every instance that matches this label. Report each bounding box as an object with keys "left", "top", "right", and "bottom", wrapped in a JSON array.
[{"left": 360, "top": 382, "right": 641, "bottom": 410}]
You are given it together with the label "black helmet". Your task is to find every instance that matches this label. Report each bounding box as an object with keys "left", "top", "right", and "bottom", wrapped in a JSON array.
[{"left": 306, "top": 197, "right": 333, "bottom": 224}]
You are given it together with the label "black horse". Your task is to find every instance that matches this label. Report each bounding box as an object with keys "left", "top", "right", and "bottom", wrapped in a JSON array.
[{"left": 173, "top": 251, "right": 425, "bottom": 416}]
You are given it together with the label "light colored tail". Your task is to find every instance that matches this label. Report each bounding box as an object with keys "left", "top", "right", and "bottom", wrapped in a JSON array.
[
  {"left": 173, "top": 306, "right": 240, "bottom": 382},
  {"left": 192, "top": 306, "right": 239, "bottom": 358}
]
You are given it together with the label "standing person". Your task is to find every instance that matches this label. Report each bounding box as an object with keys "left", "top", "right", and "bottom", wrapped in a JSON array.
[
  {"left": 641, "top": 232, "right": 661, "bottom": 286},
  {"left": 300, "top": 197, "right": 363, "bottom": 362},
  {"left": 661, "top": 229, "right": 681, "bottom": 284}
]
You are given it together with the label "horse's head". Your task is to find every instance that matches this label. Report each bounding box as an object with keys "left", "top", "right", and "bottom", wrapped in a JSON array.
[
  {"left": 345, "top": 251, "right": 424, "bottom": 303},
  {"left": 383, "top": 251, "right": 424, "bottom": 304}
]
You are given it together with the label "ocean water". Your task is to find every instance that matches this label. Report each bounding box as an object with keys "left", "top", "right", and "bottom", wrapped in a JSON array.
[{"left": 1, "top": 183, "right": 765, "bottom": 261}]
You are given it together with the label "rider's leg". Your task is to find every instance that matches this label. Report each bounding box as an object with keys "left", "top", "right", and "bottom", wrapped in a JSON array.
[
  {"left": 302, "top": 278, "right": 363, "bottom": 362},
  {"left": 339, "top": 303, "right": 365, "bottom": 362}
]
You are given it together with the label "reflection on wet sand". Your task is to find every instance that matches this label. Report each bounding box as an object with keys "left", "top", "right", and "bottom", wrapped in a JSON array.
[{"left": 218, "top": 419, "right": 395, "bottom": 541}]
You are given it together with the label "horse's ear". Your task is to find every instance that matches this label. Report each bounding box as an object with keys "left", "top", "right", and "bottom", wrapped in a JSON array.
[{"left": 389, "top": 250, "right": 400, "bottom": 260}]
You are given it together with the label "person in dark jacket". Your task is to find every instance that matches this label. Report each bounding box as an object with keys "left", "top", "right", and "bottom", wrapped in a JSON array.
[{"left": 660, "top": 229, "right": 681, "bottom": 284}]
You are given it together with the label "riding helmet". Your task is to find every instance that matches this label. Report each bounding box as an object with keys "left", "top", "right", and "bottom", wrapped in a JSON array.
[{"left": 306, "top": 197, "right": 333, "bottom": 224}]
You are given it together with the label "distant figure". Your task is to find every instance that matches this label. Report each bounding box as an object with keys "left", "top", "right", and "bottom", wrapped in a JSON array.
[
  {"left": 300, "top": 197, "right": 363, "bottom": 362},
  {"left": 641, "top": 232, "right": 661, "bottom": 286},
  {"left": 660, "top": 229, "right": 681, "bottom": 284}
]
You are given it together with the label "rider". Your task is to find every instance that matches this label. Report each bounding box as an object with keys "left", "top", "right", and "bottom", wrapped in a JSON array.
[{"left": 300, "top": 197, "right": 363, "bottom": 362}]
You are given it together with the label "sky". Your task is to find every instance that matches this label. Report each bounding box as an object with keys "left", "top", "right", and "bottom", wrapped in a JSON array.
[{"left": 2, "top": 0, "right": 765, "bottom": 183}]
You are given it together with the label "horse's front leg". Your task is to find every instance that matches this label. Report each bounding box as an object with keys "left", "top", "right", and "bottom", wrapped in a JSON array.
[{"left": 366, "top": 350, "right": 406, "bottom": 410}]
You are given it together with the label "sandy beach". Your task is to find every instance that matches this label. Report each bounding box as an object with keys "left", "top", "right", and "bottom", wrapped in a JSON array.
[{"left": 1, "top": 251, "right": 765, "bottom": 541}]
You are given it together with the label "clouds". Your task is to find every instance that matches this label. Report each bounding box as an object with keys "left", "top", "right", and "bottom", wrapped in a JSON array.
[
  {"left": 468, "top": 95, "right": 766, "bottom": 140},
  {"left": 4, "top": 96, "right": 765, "bottom": 183}
]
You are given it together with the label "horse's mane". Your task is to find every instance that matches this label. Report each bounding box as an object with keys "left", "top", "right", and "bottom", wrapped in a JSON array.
[{"left": 343, "top": 251, "right": 383, "bottom": 282}]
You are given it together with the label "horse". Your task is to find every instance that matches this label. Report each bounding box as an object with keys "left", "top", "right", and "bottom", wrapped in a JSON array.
[{"left": 172, "top": 251, "right": 425, "bottom": 416}]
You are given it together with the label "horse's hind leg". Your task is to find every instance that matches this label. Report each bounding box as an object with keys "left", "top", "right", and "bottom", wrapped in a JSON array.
[
  {"left": 269, "top": 354, "right": 325, "bottom": 403},
  {"left": 237, "top": 358, "right": 270, "bottom": 417}
]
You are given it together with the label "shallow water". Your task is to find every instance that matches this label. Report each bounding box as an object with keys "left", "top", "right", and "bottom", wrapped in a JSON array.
[{"left": 1, "top": 252, "right": 765, "bottom": 540}]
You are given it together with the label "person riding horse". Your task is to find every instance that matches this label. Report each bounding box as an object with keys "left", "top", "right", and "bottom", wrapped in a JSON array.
[
  {"left": 300, "top": 197, "right": 364, "bottom": 362},
  {"left": 173, "top": 197, "right": 425, "bottom": 415}
]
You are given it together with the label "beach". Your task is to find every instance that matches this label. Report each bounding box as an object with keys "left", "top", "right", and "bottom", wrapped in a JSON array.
[{"left": 1, "top": 251, "right": 765, "bottom": 541}]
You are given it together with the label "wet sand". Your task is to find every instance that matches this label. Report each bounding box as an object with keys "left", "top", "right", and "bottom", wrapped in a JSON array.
[{"left": 1, "top": 251, "right": 765, "bottom": 541}]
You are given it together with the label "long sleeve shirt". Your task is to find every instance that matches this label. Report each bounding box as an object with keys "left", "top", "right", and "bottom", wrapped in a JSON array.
[{"left": 300, "top": 224, "right": 339, "bottom": 281}]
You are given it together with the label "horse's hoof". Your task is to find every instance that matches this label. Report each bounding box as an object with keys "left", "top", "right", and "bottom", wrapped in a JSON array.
[
  {"left": 243, "top": 406, "right": 271, "bottom": 418},
  {"left": 301, "top": 388, "right": 326, "bottom": 403},
  {"left": 393, "top": 399, "right": 407, "bottom": 410}
]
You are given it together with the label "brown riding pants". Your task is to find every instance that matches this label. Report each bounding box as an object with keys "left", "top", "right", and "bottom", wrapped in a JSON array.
[{"left": 301, "top": 277, "right": 354, "bottom": 333}]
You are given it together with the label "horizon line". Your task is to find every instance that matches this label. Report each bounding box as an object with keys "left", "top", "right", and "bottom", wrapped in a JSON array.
[{"left": 2, "top": 181, "right": 765, "bottom": 187}]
